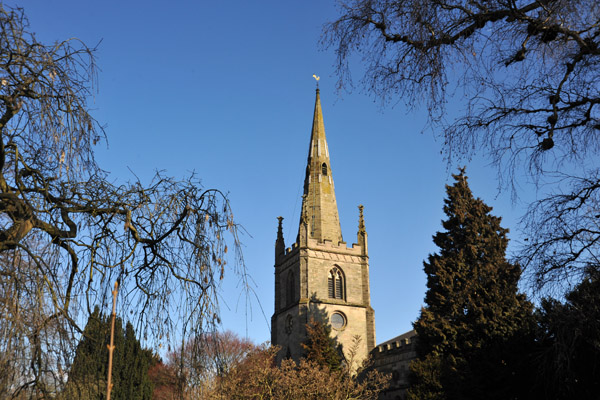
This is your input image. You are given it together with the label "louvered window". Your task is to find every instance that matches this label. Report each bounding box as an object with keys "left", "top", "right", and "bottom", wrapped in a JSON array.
[
  {"left": 328, "top": 267, "right": 345, "bottom": 300},
  {"left": 335, "top": 276, "right": 342, "bottom": 298}
]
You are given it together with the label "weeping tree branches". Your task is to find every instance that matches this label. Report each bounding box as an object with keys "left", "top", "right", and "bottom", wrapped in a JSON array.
[
  {"left": 325, "top": 0, "right": 600, "bottom": 169},
  {"left": 324, "top": 0, "right": 600, "bottom": 291},
  {"left": 518, "top": 172, "right": 600, "bottom": 292},
  {"left": 0, "top": 5, "right": 246, "bottom": 396}
]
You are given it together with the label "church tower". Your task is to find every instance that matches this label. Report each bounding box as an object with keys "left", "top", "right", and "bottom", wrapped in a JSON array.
[{"left": 271, "top": 88, "right": 375, "bottom": 366}]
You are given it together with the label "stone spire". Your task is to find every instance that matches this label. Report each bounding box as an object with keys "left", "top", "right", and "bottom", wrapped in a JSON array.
[{"left": 298, "top": 89, "right": 343, "bottom": 244}]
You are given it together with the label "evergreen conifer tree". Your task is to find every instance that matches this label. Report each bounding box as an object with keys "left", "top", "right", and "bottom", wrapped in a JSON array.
[
  {"left": 301, "top": 318, "right": 343, "bottom": 372},
  {"left": 63, "top": 307, "right": 112, "bottom": 399},
  {"left": 112, "top": 322, "right": 154, "bottom": 399},
  {"left": 63, "top": 307, "right": 154, "bottom": 399},
  {"left": 408, "top": 169, "right": 533, "bottom": 400}
]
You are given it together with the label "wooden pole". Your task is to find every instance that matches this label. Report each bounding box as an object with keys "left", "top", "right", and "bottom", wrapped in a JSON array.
[{"left": 106, "top": 281, "right": 119, "bottom": 400}]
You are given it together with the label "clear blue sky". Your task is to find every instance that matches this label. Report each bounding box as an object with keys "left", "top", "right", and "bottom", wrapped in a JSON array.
[{"left": 12, "top": 0, "right": 532, "bottom": 346}]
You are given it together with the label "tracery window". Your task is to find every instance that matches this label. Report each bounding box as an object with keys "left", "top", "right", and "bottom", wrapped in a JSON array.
[{"left": 328, "top": 267, "right": 345, "bottom": 300}]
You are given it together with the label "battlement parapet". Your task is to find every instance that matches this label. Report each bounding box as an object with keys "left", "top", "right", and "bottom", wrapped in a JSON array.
[
  {"left": 373, "top": 331, "right": 417, "bottom": 357},
  {"left": 377, "top": 337, "right": 413, "bottom": 353},
  {"left": 283, "top": 242, "right": 300, "bottom": 256},
  {"left": 283, "top": 239, "right": 363, "bottom": 257},
  {"left": 279, "top": 244, "right": 300, "bottom": 264},
  {"left": 307, "top": 237, "right": 363, "bottom": 255},
  {"left": 279, "top": 238, "right": 365, "bottom": 265}
]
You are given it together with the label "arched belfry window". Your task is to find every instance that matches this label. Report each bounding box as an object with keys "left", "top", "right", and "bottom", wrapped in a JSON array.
[
  {"left": 286, "top": 271, "right": 295, "bottom": 305},
  {"left": 328, "top": 267, "right": 345, "bottom": 300},
  {"left": 322, "top": 163, "right": 328, "bottom": 176}
]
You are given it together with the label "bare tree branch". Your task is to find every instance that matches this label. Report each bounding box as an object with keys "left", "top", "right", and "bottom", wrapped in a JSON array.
[
  {"left": 324, "top": 0, "right": 600, "bottom": 292},
  {"left": 0, "top": 6, "right": 247, "bottom": 396}
]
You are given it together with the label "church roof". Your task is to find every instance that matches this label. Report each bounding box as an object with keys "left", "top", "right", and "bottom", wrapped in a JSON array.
[{"left": 298, "top": 89, "right": 343, "bottom": 244}]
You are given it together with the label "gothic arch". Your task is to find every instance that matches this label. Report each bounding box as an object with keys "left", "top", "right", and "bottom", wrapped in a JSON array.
[{"left": 328, "top": 266, "right": 345, "bottom": 300}]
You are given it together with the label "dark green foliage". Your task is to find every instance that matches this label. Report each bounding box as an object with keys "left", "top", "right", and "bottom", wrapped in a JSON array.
[
  {"left": 301, "top": 318, "right": 343, "bottom": 372},
  {"left": 408, "top": 170, "right": 533, "bottom": 400},
  {"left": 64, "top": 307, "right": 112, "bottom": 399},
  {"left": 113, "top": 323, "right": 154, "bottom": 400},
  {"left": 64, "top": 307, "right": 154, "bottom": 399},
  {"left": 532, "top": 266, "right": 600, "bottom": 399}
]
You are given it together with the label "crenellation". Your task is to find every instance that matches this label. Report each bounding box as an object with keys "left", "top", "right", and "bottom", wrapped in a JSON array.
[
  {"left": 283, "top": 244, "right": 300, "bottom": 258},
  {"left": 306, "top": 237, "right": 363, "bottom": 255},
  {"left": 283, "top": 239, "right": 366, "bottom": 259}
]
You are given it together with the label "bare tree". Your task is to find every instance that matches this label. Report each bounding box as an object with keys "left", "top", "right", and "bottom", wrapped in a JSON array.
[
  {"left": 169, "top": 330, "right": 255, "bottom": 398},
  {"left": 324, "top": 0, "right": 600, "bottom": 291},
  {"left": 520, "top": 171, "right": 600, "bottom": 290},
  {"left": 0, "top": 5, "right": 246, "bottom": 397},
  {"left": 0, "top": 238, "right": 73, "bottom": 398},
  {"left": 216, "top": 343, "right": 389, "bottom": 400}
]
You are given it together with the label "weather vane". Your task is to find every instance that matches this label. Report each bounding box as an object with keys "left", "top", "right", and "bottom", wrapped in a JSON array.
[{"left": 312, "top": 74, "right": 320, "bottom": 88}]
